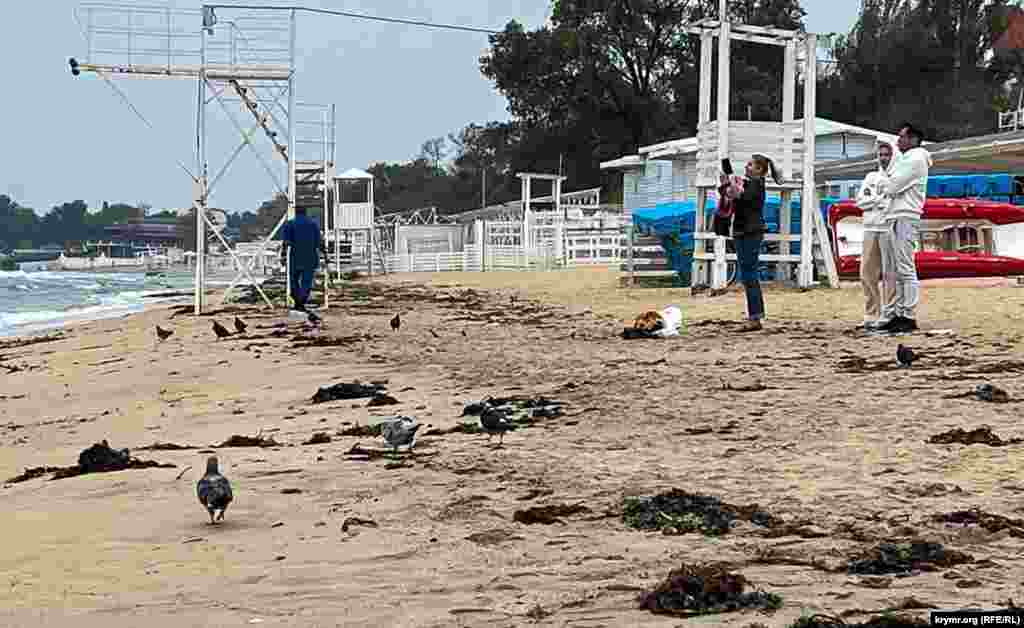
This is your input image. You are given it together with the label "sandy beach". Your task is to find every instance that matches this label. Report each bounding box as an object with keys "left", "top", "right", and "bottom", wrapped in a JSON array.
[{"left": 2, "top": 265, "right": 1024, "bottom": 627}]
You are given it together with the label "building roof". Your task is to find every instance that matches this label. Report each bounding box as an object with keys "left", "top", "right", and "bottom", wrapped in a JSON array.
[
  {"left": 336, "top": 167, "right": 374, "bottom": 180},
  {"left": 816, "top": 128, "right": 1024, "bottom": 182},
  {"left": 600, "top": 117, "right": 901, "bottom": 170}
]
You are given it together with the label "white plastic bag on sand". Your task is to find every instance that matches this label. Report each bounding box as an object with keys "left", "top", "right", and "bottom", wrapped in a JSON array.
[{"left": 652, "top": 305, "right": 682, "bottom": 337}]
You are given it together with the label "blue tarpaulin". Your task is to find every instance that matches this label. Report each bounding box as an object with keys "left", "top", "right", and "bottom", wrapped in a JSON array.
[{"left": 631, "top": 195, "right": 840, "bottom": 281}]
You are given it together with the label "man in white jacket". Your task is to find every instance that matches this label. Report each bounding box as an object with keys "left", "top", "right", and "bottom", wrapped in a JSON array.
[
  {"left": 854, "top": 140, "right": 895, "bottom": 328},
  {"left": 877, "top": 123, "right": 932, "bottom": 334}
]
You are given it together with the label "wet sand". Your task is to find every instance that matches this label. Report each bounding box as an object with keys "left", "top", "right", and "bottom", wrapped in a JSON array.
[{"left": 1, "top": 265, "right": 1023, "bottom": 627}]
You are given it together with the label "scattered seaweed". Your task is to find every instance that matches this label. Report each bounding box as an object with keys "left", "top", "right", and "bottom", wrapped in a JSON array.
[
  {"left": 790, "top": 615, "right": 928, "bottom": 627},
  {"left": 638, "top": 562, "right": 782, "bottom": 617},
  {"left": 366, "top": 393, "right": 399, "bottom": 407},
  {"left": 136, "top": 442, "right": 197, "bottom": 451},
  {"left": 926, "top": 426, "right": 1022, "bottom": 447},
  {"left": 513, "top": 502, "right": 591, "bottom": 525},
  {"left": 846, "top": 541, "right": 972, "bottom": 575},
  {"left": 5, "top": 441, "right": 174, "bottom": 484},
  {"left": 932, "top": 508, "right": 1024, "bottom": 538},
  {"left": 291, "top": 334, "right": 373, "bottom": 348},
  {"left": 303, "top": 432, "right": 332, "bottom": 445},
  {"left": 0, "top": 332, "right": 65, "bottom": 351},
  {"left": 423, "top": 422, "right": 480, "bottom": 436},
  {"left": 5, "top": 466, "right": 63, "bottom": 484},
  {"left": 311, "top": 381, "right": 386, "bottom": 404},
  {"left": 216, "top": 434, "right": 282, "bottom": 448},
  {"left": 338, "top": 423, "right": 383, "bottom": 437},
  {"left": 623, "top": 489, "right": 776, "bottom": 536}
]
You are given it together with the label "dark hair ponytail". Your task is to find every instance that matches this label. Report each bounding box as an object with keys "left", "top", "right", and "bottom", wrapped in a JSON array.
[{"left": 752, "top": 154, "right": 782, "bottom": 184}]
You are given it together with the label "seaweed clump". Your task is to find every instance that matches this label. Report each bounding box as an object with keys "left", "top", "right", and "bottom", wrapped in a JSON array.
[
  {"left": 623, "top": 489, "right": 776, "bottom": 536},
  {"left": 789, "top": 615, "right": 928, "bottom": 627},
  {"left": 638, "top": 562, "right": 781, "bottom": 617},
  {"left": 846, "top": 541, "right": 972, "bottom": 575}
]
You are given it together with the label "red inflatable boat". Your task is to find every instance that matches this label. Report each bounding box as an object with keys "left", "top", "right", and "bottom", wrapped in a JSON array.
[{"left": 828, "top": 198, "right": 1024, "bottom": 279}]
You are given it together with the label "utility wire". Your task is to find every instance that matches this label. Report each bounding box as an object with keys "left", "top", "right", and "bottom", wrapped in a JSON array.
[
  {"left": 205, "top": 4, "right": 502, "bottom": 35},
  {"left": 94, "top": 68, "right": 199, "bottom": 182}
]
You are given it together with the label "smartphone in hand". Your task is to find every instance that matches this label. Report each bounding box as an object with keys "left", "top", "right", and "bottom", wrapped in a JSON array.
[{"left": 721, "top": 158, "right": 734, "bottom": 176}]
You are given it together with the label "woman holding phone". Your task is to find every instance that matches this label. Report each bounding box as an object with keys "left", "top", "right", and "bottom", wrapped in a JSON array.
[{"left": 719, "top": 154, "right": 782, "bottom": 332}]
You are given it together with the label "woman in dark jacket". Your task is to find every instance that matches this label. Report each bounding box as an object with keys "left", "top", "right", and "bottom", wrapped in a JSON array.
[{"left": 721, "top": 154, "right": 781, "bottom": 332}]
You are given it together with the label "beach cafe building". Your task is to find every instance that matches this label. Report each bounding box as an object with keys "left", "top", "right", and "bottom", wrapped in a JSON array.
[{"left": 96, "top": 218, "right": 184, "bottom": 258}]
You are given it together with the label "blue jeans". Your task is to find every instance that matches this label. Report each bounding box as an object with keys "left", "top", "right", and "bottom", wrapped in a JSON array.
[
  {"left": 734, "top": 237, "right": 765, "bottom": 321},
  {"left": 290, "top": 267, "right": 315, "bottom": 310}
]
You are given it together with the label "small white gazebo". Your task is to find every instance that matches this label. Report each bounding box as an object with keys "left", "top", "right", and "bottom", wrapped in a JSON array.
[{"left": 332, "top": 167, "right": 376, "bottom": 276}]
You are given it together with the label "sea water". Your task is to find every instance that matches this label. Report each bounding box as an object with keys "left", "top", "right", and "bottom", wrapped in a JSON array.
[{"left": 0, "top": 264, "right": 198, "bottom": 338}]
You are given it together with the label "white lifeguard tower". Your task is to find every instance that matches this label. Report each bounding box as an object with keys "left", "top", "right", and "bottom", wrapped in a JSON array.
[
  {"left": 689, "top": 0, "right": 838, "bottom": 289},
  {"left": 330, "top": 168, "right": 378, "bottom": 276}
]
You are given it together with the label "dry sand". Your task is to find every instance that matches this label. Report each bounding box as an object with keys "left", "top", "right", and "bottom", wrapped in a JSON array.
[{"left": 2, "top": 265, "right": 1024, "bottom": 627}]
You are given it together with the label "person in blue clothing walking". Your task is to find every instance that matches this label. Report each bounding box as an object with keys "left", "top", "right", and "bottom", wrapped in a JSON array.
[{"left": 279, "top": 206, "right": 327, "bottom": 313}]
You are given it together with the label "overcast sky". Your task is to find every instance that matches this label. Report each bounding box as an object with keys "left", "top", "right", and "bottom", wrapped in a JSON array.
[{"left": 4, "top": 0, "right": 861, "bottom": 215}]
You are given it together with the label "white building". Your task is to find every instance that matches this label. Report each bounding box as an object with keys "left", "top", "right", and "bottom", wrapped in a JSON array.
[{"left": 601, "top": 117, "right": 900, "bottom": 213}]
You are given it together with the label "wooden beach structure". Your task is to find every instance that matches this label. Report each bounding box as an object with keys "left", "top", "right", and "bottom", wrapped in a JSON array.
[{"left": 621, "top": 0, "right": 839, "bottom": 289}]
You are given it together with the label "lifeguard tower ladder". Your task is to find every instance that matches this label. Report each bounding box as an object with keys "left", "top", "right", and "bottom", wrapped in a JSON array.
[{"left": 689, "top": 1, "right": 839, "bottom": 289}]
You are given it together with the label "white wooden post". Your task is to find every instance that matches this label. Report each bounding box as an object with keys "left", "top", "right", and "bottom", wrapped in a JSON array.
[
  {"left": 475, "top": 219, "right": 485, "bottom": 271},
  {"left": 691, "top": 188, "right": 709, "bottom": 285},
  {"left": 712, "top": 235, "right": 728, "bottom": 289},
  {"left": 799, "top": 33, "right": 817, "bottom": 287},
  {"left": 692, "top": 30, "right": 714, "bottom": 286},
  {"left": 779, "top": 39, "right": 796, "bottom": 282}
]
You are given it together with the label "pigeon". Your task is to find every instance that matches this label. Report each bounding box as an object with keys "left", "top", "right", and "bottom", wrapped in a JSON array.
[
  {"left": 233, "top": 316, "right": 248, "bottom": 334},
  {"left": 975, "top": 383, "right": 1010, "bottom": 403},
  {"left": 212, "top": 320, "right": 232, "bottom": 340},
  {"left": 156, "top": 325, "right": 174, "bottom": 342},
  {"left": 380, "top": 416, "right": 420, "bottom": 455},
  {"left": 896, "top": 343, "right": 918, "bottom": 368},
  {"left": 479, "top": 405, "right": 516, "bottom": 447},
  {"left": 196, "top": 456, "right": 233, "bottom": 525},
  {"left": 390, "top": 313, "right": 401, "bottom": 332}
]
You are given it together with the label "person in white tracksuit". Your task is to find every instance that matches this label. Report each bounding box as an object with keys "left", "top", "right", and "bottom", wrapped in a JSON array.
[
  {"left": 854, "top": 140, "right": 896, "bottom": 328},
  {"left": 877, "top": 123, "right": 932, "bottom": 334}
]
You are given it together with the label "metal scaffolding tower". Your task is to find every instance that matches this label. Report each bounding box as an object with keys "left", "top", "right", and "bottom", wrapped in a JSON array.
[{"left": 69, "top": 2, "right": 336, "bottom": 314}]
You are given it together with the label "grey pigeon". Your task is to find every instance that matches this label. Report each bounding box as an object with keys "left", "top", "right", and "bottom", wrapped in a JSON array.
[
  {"left": 896, "top": 344, "right": 917, "bottom": 368},
  {"left": 479, "top": 405, "right": 516, "bottom": 447},
  {"left": 197, "top": 456, "right": 233, "bottom": 524},
  {"left": 381, "top": 416, "right": 420, "bottom": 454},
  {"left": 975, "top": 383, "right": 1010, "bottom": 403}
]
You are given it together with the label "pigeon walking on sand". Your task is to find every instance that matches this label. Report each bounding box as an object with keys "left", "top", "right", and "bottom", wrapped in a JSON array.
[
  {"left": 381, "top": 416, "right": 420, "bottom": 455},
  {"left": 480, "top": 405, "right": 516, "bottom": 447},
  {"left": 896, "top": 344, "right": 918, "bottom": 368},
  {"left": 197, "top": 456, "right": 233, "bottom": 525},
  {"left": 234, "top": 316, "right": 248, "bottom": 335},
  {"left": 390, "top": 313, "right": 401, "bottom": 332},
  {"left": 212, "top": 320, "right": 232, "bottom": 340},
  {"left": 156, "top": 325, "right": 174, "bottom": 342}
]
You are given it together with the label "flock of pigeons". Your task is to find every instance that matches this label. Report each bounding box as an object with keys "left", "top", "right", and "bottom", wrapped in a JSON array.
[
  {"left": 181, "top": 308, "right": 517, "bottom": 525},
  {"left": 155, "top": 316, "right": 249, "bottom": 344},
  {"left": 194, "top": 403, "right": 516, "bottom": 525}
]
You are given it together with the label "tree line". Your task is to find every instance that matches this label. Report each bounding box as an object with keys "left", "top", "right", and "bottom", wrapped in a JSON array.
[{"left": 8, "top": 0, "right": 1023, "bottom": 249}]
